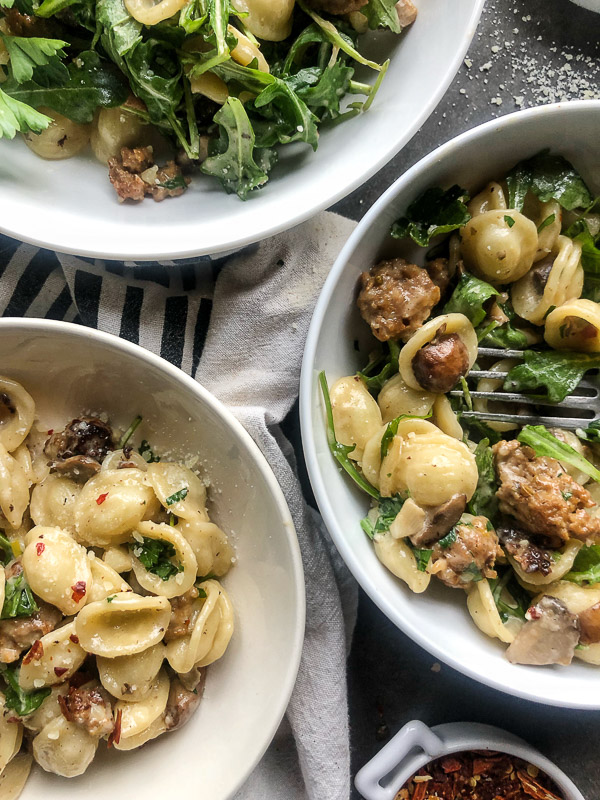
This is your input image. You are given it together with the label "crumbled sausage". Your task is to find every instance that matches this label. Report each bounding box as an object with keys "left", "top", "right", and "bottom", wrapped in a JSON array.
[
  {"left": 45, "top": 417, "right": 114, "bottom": 464},
  {"left": 0, "top": 602, "right": 62, "bottom": 663},
  {"left": 430, "top": 516, "right": 502, "bottom": 589},
  {"left": 108, "top": 159, "right": 147, "bottom": 203},
  {"left": 149, "top": 160, "right": 190, "bottom": 202},
  {"left": 164, "top": 587, "right": 199, "bottom": 642},
  {"left": 59, "top": 682, "right": 115, "bottom": 738},
  {"left": 3, "top": 8, "right": 56, "bottom": 36},
  {"left": 493, "top": 440, "right": 600, "bottom": 547},
  {"left": 411, "top": 327, "right": 470, "bottom": 393},
  {"left": 425, "top": 257, "right": 451, "bottom": 294},
  {"left": 164, "top": 671, "right": 206, "bottom": 732},
  {"left": 497, "top": 525, "right": 554, "bottom": 576},
  {"left": 120, "top": 145, "right": 154, "bottom": 173},
  {"left": 357, "top": 259, "right": 441, "bottom": 342},
  {"left": 108, "top": 147, "right": 190, "bottom": 204}
]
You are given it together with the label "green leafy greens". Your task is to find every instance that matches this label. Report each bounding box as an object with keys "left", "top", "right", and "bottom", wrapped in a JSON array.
[
  {"left": 0, "top": 664, "right": 51, "bottom": 716},
  {"left": 1, "top": 575, "right": 39, "bottom": 619},
  {"left": 504, "top": 351, "right": 600, "bottom": 404},
  {"left": 467, "top": 438, "right": 499, "bottom": 521},
  {"left": 443, "top": 272, "right": 499, "bottom": 327},
  {"left": 391, "top": 185, "right": 471, "bottom": 246},
  {"left": 130, "top": 537, "right": 183, "bottom": 581},
  {"left": 505, "top": 151, "right": 592, "bottom": 211},
  {"left": 564, "top": 545, "right": 600, "bottom": 586},
  {"left": 489, "top": 569, "right": 530, "bottom": 623},
  {"left": 517, "top": 425, "right": 600, "bottom": 484},
  {"left": 0, "top": 35, "right": 69, "bottom": 84},
  {"left": 357, "top": 340, "right": 400, "bottom": 395},
  {"left": 360, "top": 495, "right": 404, "bottom": 539}
]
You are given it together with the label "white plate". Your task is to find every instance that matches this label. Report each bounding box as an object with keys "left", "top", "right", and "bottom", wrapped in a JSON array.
[
  {"left": 300, "top": 101, "right": 600, "bottom": 709},
  {"left": 569, "top": 0, "right": 600, "bottom": 11},
  {"left": 0, "top": 318, "right": 305, "bottom": 800},
  {"left": 0, "top": 0, "right": 484, "bottom": 261}
]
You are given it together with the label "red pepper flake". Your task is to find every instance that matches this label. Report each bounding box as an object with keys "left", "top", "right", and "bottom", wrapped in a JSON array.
[
  {"left": 36, "top": 542, "right": 45, "bottom": 556},
  {"left": 58, "top": 694, "right": 71, "bottom": 721},
  {"left": 528, "top": 605, "right": 542, "bottom": 620},
  {"left": 107, "top": 708, "right": 122, "bottom": 748},
  {"left": 54, "top": 666, "right": 68, "bottom": 677},
  {"left": 71, "top": 581, "right": 87, "bottom": 603},
  {"left": 47, "top": 429, "right": 54, "bottom": 435},
  {"left": 69, "top": 634, "right": 80, "bottom": 644},
  {"left": 22, "top": 639, "right": 44, "bottom": 665},
  {"left": 96, "top": 492, "right": 109, "bottom": 505}
]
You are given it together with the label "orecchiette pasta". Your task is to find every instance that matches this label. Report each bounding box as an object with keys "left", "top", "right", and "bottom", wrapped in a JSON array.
[
  {"left": 431, "top": 395, "right": 463, "bottom": 440},
  {"left": 466, "top": 580, "right": 518, "bottom": 644},
  {"left": 522, "top": 195, "right": 562, "bottom": 263},
  {"left": 91, "top": 106, "right": 148, "bottom": 165},
  {"left": 231, "top": 0, "right": 295, "bottom": 42},
  {"left": 329, "top": 375, "right": 383, "bottom": 462},
  {"left": 461, "top": 209, "right": 538, "bottom": 284},
  {"left": 0, "top": 382, "right": 236, "bottom": 786},
  {"left": 467, "top": 181, "right": 507, "bottom": 216},
  {"left": 473, "top": 359, "right": 519, "bottom": 433},
  {"left": 165, "top": 580, "right": 234, "bottom": 673},
  {"left": 0, "top": 377, "right": 35, "bottom": 452},
  {"left": 76, "top": 592, "right": 171, "bottom": 657},
  {"left": 23, "top": 109, "right": 91, "bottom": 160},
  {"left": 544, "top": 298, "right": 600, "bottom": 352},
  {"left": 373, "top": 533, "right": 430, "bottom": 593},
  {"left": 22, "top": 527, "right": 92, "bottom": 615},
  {"left": 229, "top": 25, "right": 270, "bottom": 72},
  {"left": 124, "top": 0, "right": 186, "bottom": 24},
  {"left": 511, "top": 235, "right": 583, "bottom": 325},
  {"left": 377, "top": 372, "right": 436, "bottom": 424}
]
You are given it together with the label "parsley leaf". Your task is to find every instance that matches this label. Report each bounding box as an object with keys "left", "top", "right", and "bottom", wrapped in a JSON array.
[
  {"left": 165, "top": 487, "right": 188, "bottom": 505},
  {"left": 563, "top": 545, "right": 600, "bottom": 586},
  {"left": 0, "top": 35, "right": 69, "bottom": 85},
  {"left": 505, "top": 151, "right": 592, "bottom": 212},
  {"left": 391, "top": 185, "right": 471, "bottom": 247},
  {"left": 577, "top": 420, "right": 600, "bottom": 444},
  {"left": 488, "top": 569, "right": 530, "bottom": 623},
  {"left": 460, "top": 562, "right": 484, "bottom": 583},
  {"left": 517, "top": 425, "right": 600, "bottom": 484},
  {"left": 413, "top": 548, "right": 432, "bottom": 572},
  {"left": 467, "top": 438, "right": 499, "bottom": 521},
  {"left": 0, "top": 664, "right": 51, "bottom": 716},
  {"left": 357, "top": 340, "right": 400, "bottom": 395},
  {"left": 437, "top": 528, "right": 457, "bottom": 549},
  {"left": 443, "top": 272, "right": 499, "bottom": 327},
  {"left": 118, "top": 414, "right": 142, "bottom": 449},
  {"left": 1, "top": 575, "right": 38, "bottom": 619},
  {"left": 130, "top": 537, "right": 183, "bottom": 581},
  {"left": 360, "top": 495, "right": 404, "bottom": 539},
  {"left": 319, "top": 371, "right": 380, "bottom": 500},
  {"left": 0, "top": 88, "right": 51, "bottom": 139},
  {"left": 504, "top": 350, "right": 600, "bottom": 404},
  {"left": 139, "top": 439, "right": 160, "bottom": 463},
  {"left": 157, "top": 174, "right": 188, "bottom": 191},
  {"left": 537, "top": 213, "right": 556, "bottom": 233},
  {"left": 362, "top": 0, "right": 402, "bottom": 33}
]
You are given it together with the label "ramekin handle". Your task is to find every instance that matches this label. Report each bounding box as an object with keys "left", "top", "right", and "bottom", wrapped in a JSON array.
[{"left": 354, "top": 720, "right": 445, "bottom": 800}]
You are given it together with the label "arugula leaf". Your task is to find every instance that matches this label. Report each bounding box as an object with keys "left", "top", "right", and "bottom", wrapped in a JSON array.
[
  {"left": 413, "top": 548, "right": 432, "bottom": 572},
  {"left": 489, "top": 569, "right": 530, "bottom": 623},
  {"left": 517, "top": 425, "right": 600, "bottom": 484},
  {"left": 165, "top": 487, "right": 188, "bottom": 505},
  {"left": 504, "top": 350, "right": 600, "bottom": 404},
  {"left": 467, "top": 438, "right": 499, "bottom": 521},
  {"left": 293, "top": 61, "right": 354, "bottom": 121},
  {"left": 97, "top": 0, "right": 142, "bottom": 57},
  {"left": 319, "top": 371, "right": 379, "bottom": 500},
  {"left": 130, "top": 537, "right": 183, "bottom": 581},
  {"left": 124, "top": 38, "right": 183, "bottom": 123},
  {"left": 357, "top": 340, "right": 400, "bottom": 395},
  {"left": 179, "top": 0, "right": 208, "bottom": 34},
  {"left": 1, "top": 575, "right": 38, "bottom": 619},
  {"left": 362, "top": 0, "right": 401, "bottom": 33},
  {"left": 563, "top": 545, "right": 600, "bottom": 586},
  {"left": 391, "top": 185, "right": 471, "bottom": 247},
  {"left": 202, "top": 97, "right": 269, "bottom": 199},
  {"left": 118, "top": 414, "right": 142, "bottom": 449},
  {"left": 139, "top": 439, "right": 160, "bottom": 463},
  {"left": 505, "top": 151, "right": 592, "bottom": 212},
  {"left": 443, "top": 272, "right": 499, "bottom": 327},
  {"left": 4, "top": 51, "right": 128, "bottom": 124},
  {"left": 0, "top": 87, "right": 51, "bottom": 139},
  {"left": 380, "top": 411, "right": 432, "bottom": 459},
  {"left": 0, "top": 664, "right": 51, "bottom": 716},
  {"left": 360, "top": 494, "right": 404, "bottom": 539},
  {"left": 0, "top": 35, "right": 69, "bottom": 85},
  {"left": 481, "top": 320, "right": 528, "bottom": 350},
  {"left": 577, "top": 420, "right": 600, "bottom": 444},
  {"left": 564, "top": 220, "right": 600, "bottom": 300}
]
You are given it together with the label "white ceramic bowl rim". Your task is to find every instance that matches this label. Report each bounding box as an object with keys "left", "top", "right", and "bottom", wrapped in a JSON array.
[
  {"left": 0, "top": 317, "right": 306, "bottom": 798},
  {"left": 0, "top": 0, "right": 484, "bottom": 261},
  {"left": 354, "top": 720, "right": 585, "bottom": 800},
  {"left": 300, "top": 100, "right": 600, "bottom": 710}
]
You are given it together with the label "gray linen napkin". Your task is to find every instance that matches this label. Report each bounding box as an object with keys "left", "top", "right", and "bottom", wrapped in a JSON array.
[{"left": 0, "top": 210, "right": 358, "bottom": 800}]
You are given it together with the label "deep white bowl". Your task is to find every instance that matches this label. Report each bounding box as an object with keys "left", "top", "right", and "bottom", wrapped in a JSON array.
[
  {"left": 300, "top": 101, "right": 600, "bottom": 709},
  {"left": 0, "top": 318, "right": 305, "bottom": 800},
  {"left": 0, "top": 0, "right": 483, "bottom": 261}
]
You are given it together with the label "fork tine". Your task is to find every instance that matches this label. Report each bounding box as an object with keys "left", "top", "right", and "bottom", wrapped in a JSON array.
[{"left": 459, "top": 411, "right": 593, "bottom": 429}]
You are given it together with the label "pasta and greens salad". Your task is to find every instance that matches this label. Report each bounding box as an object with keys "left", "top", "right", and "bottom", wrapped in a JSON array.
[
  {"left": 0, "top": 0, "right": 416, "bottom": 201},
  {"left": 321, "top": 151, "right": 600, "bottom": 669},
  {"left": 0, "top": 377, "right": 234, "bottom": 793}
]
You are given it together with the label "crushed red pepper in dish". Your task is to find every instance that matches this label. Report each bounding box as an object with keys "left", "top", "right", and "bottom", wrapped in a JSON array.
[{"left": 397, "top": 751, "right": 564, "bottom": 800}]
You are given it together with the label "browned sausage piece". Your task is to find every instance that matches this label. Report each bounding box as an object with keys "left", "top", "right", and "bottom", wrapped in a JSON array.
[
  {"left": 357, "top": 258, "right": 440, "bottom": 342},
  {"left": 429, "top": 516, "right": 502, "bottom": 589},
  {"left": 411, "top": 328, "right": 469, "bottom": 393},
  {"left": 425, "top": 257, "right": 451, "bottom": 294}
]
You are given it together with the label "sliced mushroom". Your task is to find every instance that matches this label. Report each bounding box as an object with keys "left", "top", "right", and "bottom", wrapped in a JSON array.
[
  {"left": 505, "top": 596, "right": 579, "bottom": 666},
  {"left": 497, "top": 525, "right": 554, "bottom": 576},
  {"left": 164, "top": 671, "right": 206, "bottom": 732},
  {"left": 578, "top": 602, "right": 600, "bottom": 645},
  {"left": 44, "top": 417, "right": 115, "bottom": 464},
  {"left": 408, "top": 494, "right": 467, "bottom": 548},
  {"left": 51, "top": 455, "right": 101, "bottom": 482}
]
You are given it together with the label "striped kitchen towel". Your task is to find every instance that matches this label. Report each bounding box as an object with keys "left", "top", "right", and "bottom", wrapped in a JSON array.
[{"left": 0, "top": 211, "right": 358, "bottom": 800}]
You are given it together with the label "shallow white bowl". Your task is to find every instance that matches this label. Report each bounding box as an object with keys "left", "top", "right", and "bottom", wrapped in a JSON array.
[
  {"left": 569, "top": 0, "right": 600, "bottom": 11},
  {"left": 300, "top": 101, "right": 600, "bottom": 709},
  {"left": 0, "top": 0, "right": 483, "bottom": 261},
  {"left": 0, "top": 318, "right": 305, "bottom": 800}
]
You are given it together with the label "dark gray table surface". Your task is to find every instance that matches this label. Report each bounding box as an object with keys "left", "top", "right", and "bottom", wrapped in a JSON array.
[{"left": 329, "top": 0, "right": 600, "bottom": 797}]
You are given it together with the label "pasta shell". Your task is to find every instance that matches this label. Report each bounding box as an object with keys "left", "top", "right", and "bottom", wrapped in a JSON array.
[
  {"left": 329, "top": 375, "right": 383, "bottom": 462},
  {"left": 176, "top": 519, "right": 233, "bottom": 578},
  {"left": 147, "top": 462, "right": 208, "bottom": 522},
  {"left": 98, "top": 643, "right": 165, "bottom": 703},
  {"left": 33, "top": 717, "right": 97, "bottom": 778},
  {"left": 0, "top": 694, "right": 22, "bottom": 773},
  {"left": 114, "top": 669, "right": 169, "bottom": 743},
  {"left": 102, "top": 544, "right": 133, "bottom": 574},
  {"left": 0, "top": 443, "right": 29, "bottom": 529},
  {"left": 0, "top": 377, "right": 35, "bottom": 452},
  {"left": 373, "top": 534, "right": 430, "bottom": 593},
  {"left": 23, "top": 526, "right": 92, "bottom": 615},
  {"left": 131, "top": 521, "right": 197, "bottom": 598},
  {"left": 30, "top": 474, "right": 80, "bottom": 530},
  {"left": 75, "top": 592, "right": 171, "bottom": 657},
  {"left": 88, "top": 556, "right": 132, "bottom": 603},
  {"left": 0, "top": 753, "right": 33, "bottom": 800},
  {"left": 19, "top": 621, "right": 87, "bottom": 691}
]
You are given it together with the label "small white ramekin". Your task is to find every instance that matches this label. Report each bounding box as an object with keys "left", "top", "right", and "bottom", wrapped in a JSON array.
[{"left": 355, "top": 720, "right": 584, "bottom": 800}]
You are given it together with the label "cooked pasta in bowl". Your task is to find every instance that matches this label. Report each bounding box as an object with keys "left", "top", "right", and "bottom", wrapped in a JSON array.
[
  {"left": 300, "top": 101, "right": 600, "bottom": 709},
  {"left": 0, "top": 319, "right": 304, "bottom": 800},
  {"left": 0, "top": 0, "right": 483, "bottom": 259}
]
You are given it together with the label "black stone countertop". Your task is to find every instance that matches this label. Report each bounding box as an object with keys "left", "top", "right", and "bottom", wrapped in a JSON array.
[{"left": 329, "top": 1, "right": 600, "bottom": 797}]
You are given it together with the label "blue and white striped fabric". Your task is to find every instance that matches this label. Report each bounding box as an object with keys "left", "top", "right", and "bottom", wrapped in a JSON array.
[{"left": 0, "top": 211, "right": 358, "bottom": 800}]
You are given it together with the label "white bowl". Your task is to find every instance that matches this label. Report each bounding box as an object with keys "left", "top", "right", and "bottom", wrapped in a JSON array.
[
  {"left": 569, "top": 0, "right": 600, "bottom": 11},
  {"left": 300, "top": 101, "right": 600, "bottom": 709},
  {"left": 0, "top": 0, "right": 483, "bottom": 261},
  {"left": 0, "top": 318, "right": 305, "bottom": 800},
  {"left": 355, "top": 720, "right": 584, "bottom": 800}
]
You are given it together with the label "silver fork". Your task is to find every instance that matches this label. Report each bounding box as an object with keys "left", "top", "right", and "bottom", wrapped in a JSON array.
[{"left": 450, "top": 347, "right": 600, "bottom": 430}]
